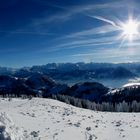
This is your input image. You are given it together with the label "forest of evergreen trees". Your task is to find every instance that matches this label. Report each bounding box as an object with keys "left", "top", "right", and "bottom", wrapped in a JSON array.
[{"left": 51, "top": 94, "right": 140, "bottom": 112}]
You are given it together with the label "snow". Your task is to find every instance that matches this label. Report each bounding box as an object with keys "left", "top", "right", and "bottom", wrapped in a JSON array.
[
  {"left": 0, "top": 98, "right": 140, "bottom": 140},
  {"left": 107, "top": 89, "right": 119, "bottom": 95},
  {"left": 122, "top": 82, "right": 140, "bottom": 87}
]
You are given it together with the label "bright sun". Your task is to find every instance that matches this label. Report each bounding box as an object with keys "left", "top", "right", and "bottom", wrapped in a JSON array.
[{"left": 121, "top": 19, "right": 139, "bottom": 41}]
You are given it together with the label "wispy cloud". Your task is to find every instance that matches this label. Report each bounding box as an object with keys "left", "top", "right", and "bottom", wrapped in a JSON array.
[
  {"left": 17, "top": 0, "right": 140, "bottom": 62},
  {"left": 64, "top": 25, "right": 119, "bottom": 39},
  {"left": 47, "top": 0, "right": 140, "bottom": 53},
  {"left": 87, "top": 15, "right": 120, "bottom": 28},
  {"left": 43, "top": 35, "right": 120, "bottom": 53},
  {"left": 58, "top": 36, "right": 118, "bottom": 47},
  {"left": 32, "top": 0, "right": 127, "bottom": 26},
  {"left": 71, "top": 45, "right": 140, "bottom": 62},
  {"left": 5, "top": 0, "right": 127, "bottom": 38},
  {"left": 50, "top": 24, "right": 121, "bottom": 52}
]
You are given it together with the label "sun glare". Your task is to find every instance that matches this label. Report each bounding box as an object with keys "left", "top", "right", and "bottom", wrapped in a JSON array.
[{"left": 121, "top": 18, "right": 139, "bottom": 41}]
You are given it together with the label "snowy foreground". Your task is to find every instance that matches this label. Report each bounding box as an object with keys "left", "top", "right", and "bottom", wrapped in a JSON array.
[{"left": 0, "top": 98, "right": 140, "bottom": 140}]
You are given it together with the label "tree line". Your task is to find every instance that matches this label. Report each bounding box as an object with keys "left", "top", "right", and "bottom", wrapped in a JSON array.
[{"left": 51, "top": 94, "right": 140, "bottom": 112}]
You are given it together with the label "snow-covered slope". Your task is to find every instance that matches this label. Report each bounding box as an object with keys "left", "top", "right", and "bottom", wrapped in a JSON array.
[
  {"left": 123, "top": 82, "right": 140, "bottom": 87},
  {"left": 0, "top": 98, "right": 140, "bottom": 140}
]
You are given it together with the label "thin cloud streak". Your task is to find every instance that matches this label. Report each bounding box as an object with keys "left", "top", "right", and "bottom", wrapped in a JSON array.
[
  {"left": 71, "top": 47, "right": 140, "bottom": 60},
  {"left": 32, "top": 0, "right": 127, "bottom": 26},
  {"left": 43, "top": 36, "right": 119, "bottom": 53},
  {"left": 65, "top": 25, "right": 119, "bottom": 39},
  {"left": 88, "top": 15, "right": 120, "bottom": 28},
  {"left": 50, "top": 35, "right": 120, "bottom": 49},
  {"left": 47, "top": 42, "right": 115, "bottom": 53}
]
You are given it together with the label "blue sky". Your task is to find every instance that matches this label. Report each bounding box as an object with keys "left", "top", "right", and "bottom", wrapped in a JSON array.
[{"left": 1, "top": 0, "right": 140, "bottom": 67}]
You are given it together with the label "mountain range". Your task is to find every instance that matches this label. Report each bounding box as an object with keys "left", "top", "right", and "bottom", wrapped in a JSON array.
[{"left": 0, "top": 71, "right": 140, "bottom": 103}]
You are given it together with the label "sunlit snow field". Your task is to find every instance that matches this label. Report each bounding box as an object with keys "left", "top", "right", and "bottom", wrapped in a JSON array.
[{"left": 0, "top": 98, "right": 140, "bottom": 140}]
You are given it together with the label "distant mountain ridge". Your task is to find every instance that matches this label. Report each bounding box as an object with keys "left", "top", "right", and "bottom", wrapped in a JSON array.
[
  {"left": 0, "top": 73, "right": 140, "bottom": 103},
  {"left": 0, "top": 62, "right": 140, "bottom": 102},
  {"left": 0, "top": 62, "right": 140, "bottom": 80},
  {"left": 4, "top": 62, "right": 139, "bottom": 81}
]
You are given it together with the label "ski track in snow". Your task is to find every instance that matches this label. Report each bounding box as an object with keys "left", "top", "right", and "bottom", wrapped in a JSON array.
[{"left": 0, "top": 98, "right": 140, "bottom": 140}]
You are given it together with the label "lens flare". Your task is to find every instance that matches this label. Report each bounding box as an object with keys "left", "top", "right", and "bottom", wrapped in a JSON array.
[{"left": 121, "top": 18, "right": 139, "bottom": 41}]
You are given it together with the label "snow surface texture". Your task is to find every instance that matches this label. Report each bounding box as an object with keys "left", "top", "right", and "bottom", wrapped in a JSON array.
[
  {"left": 0, "top": 113, "right": 39, "bottom": 140},
  {"left": 0, "top": 98, "right": 140, "bottom": 140}
]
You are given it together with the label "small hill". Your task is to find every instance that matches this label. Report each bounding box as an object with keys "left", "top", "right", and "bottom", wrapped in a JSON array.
[{"left": 67, "top": 82, "right": 109, "bottom": 101}]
